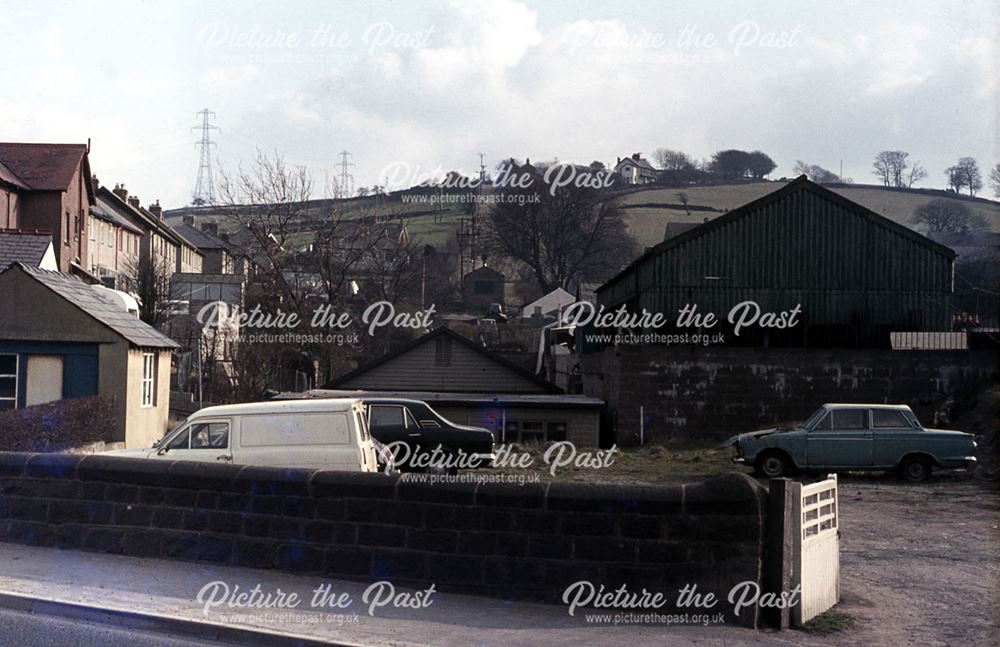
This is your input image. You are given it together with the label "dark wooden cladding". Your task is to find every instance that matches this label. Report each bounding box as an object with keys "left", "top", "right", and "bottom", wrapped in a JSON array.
[{"left": 598, "top": 179, "right": 954, "bottom": 333}]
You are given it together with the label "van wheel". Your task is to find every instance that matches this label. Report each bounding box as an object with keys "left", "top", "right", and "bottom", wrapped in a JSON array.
[
  {"left": 755, "top": 452, "right": 790, "bottom": 478},
  {"left": 898, "top": 456, "right": 932, "bottom": 482}
]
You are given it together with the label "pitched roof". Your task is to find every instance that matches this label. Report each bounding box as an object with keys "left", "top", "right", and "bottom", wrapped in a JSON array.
[
  {"left": 172, "top": 222, "right": 229, "bottom": 250},
  {"left": 323, "top": 326, "right": 563, "bottom": 393},
  {"left": 0, "top": 231, "right": 52, "bottom": 272},
  {"left": 464, "top": 266, "right": 504, "bottom": 280},
  {"left": 92, "top": 199, "right": 144, "bottom": 235},
  {"left": 0, "top": 143, "right": 87, "bottom": 191},
  {"left": 598, "top": 176, "right": 958, "bottom": 294},
  {"left": 0, "top": 160, "right": 29, "bottom": 190},
  {"left": 96, "top": 186, "right": 200, "bottom": 253},
  {"left": 5, "top": 263, "right": 178, "bottom": 348},
  {"left": 663, "top": 222, "right": 701, "bottom": 240}
]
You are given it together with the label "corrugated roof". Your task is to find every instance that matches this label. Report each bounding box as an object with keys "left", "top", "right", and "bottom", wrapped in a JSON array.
[
  {"left": 0, "top": 143, "right": 87, "bottom": 191},
  {"left": 0, "top": 232, "right": 52, "bottom": 272},
  {"left": 11, "top": 263, "right": 179, "bottom": 348}
]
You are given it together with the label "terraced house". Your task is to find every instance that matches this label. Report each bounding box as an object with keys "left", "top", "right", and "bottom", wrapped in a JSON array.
[{"left": 0, "top": 142, "right": 96, "bottom": 280}]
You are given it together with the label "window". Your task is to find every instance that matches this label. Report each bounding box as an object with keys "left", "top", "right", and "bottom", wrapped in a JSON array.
[
  {"left": 833, "top": 409, "right": 868, "bottom": 430},
  {"left": 190, "top": 422, "right": 229, "bottom": 449},
  {"left": 89, "top": 217, "right": 96, "bottom": 241},
  {"left": 0, "top": 354, "right": 17, "bottom": 410},
  {"left": 64, "top": 212, "right": 70, "bottom": 243},
  {"left": 872, "top": 409, "right": 910, "bottom": 429},
  {"left": 812, "top": 413, "right": 832, "bottom": 430},
  {"left": 369, "top": 404, "right": 405, "bottom": 429},
  {"left": 141, "top": 352, "right": 156, "bottom": 407},
  {"left": 546, "top": 422, "right": 568, "bottom": 442}
]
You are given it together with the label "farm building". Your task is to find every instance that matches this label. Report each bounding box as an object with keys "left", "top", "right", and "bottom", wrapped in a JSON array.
[{"left": 597, "top": 176, "right": 956, "bottom": 347}]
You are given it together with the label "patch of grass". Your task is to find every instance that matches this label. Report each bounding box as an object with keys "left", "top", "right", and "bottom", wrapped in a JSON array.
[
  {"left": 484, "top": 441, "right": 741, "bottom": 484},
  {"left": 801, "top": 610, "right": 855, "bottom": 633}
]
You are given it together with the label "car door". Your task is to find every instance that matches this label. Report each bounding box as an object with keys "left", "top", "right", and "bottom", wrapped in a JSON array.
[
  {"left": 871, "top": 409, "right": 917, "bottom": 468},
  {"left": 806, "top": 408, "right": 873, "bottom": 468},
  {"left": 368, "top": 404, "right": 421, "bottom": 463},
  {"left": 160, "top": 419, "right": 233, "bottom": 463}
]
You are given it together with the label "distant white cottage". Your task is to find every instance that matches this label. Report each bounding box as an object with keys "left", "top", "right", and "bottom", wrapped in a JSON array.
[
  {"left": 522, "top": 287, "right": 576, "bottom": 321},
  {"left": 613, "top": 153, "right": 659, "bottom": 185}
]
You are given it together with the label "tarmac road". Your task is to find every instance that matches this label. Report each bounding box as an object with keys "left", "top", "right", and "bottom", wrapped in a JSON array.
[{"left": 0, "top": 606, "right": 227, "bottom": 647}]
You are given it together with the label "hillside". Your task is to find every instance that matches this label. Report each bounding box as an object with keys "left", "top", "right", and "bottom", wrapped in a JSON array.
[
  {"left": 619, "top": 182, "right": 1000, "bottom": 249},
  {"left": 165, "top": 182, "right": 1000, "bottom": 255}
]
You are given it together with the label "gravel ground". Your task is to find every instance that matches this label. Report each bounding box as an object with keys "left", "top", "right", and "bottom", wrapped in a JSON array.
[{"left": 799, "top": 474, "right": 1000, "bottom": 647}]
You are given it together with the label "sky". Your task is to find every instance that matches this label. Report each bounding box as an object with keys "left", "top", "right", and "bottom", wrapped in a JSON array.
[{"left": 2, "top": 0, "right": 997, "bottom": 208}]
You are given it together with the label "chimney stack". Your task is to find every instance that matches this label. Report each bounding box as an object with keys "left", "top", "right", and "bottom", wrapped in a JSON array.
[
  {"left": 201, "top": 222, "right": 219, "bottom": 236},
  {"left": 91, "top": 174, "right": 100, "bottom": 193},
  {"left": 113, "top": 183, "right": 128, "bottom": 202},
  {"left": 127, "top": 196, "right": 140, "bottom": 209},
  {"left": 183, "top": 215, "right": 194, "bottom": 226},
  {"left": 148, "top": 200, "right": 163, "bottom": 219}
]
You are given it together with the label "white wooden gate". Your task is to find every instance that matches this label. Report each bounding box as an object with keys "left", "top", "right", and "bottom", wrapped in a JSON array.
[{"left": 793, "top": 474, "right": 839, "bottom": 625}]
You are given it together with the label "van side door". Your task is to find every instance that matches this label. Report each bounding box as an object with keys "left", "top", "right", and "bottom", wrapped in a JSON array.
[{"left": 160, "top": 419, "right": 233, "bottom": 463}]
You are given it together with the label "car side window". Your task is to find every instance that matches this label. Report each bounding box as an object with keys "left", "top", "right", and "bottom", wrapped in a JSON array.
[
  {"left": 872, "top": 410, "right": 909, "bottom": 429},
  {"left": 403, "top": 408, "right": 420, "bottom": 429},
  {"left": 419, "top": 420, "right": 441, "bottom": 428},
  {"left": 369, "top": 405, "right": 405, "bottom": 429},
  {"left": 834, "top": 409, "right": 868, "bottom": 430},
  {"left": 190, "top": 422, "right": 229, "bottom": 449},
  {"left": 812, "top": 413, "right": 832, "bottom": 430}
]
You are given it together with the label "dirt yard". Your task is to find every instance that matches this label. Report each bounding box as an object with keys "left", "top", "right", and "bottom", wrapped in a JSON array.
[
  {"left": 805, "top": 474, "right": 1000, "bottom": 647},
  {"left": 487, "top": 444, "right": 1000, "bottom": 646}
]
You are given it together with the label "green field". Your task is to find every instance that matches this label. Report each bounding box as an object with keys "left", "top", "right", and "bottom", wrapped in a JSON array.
[{"left": 618, "top": 182, "right": 1000, "bottom": 249}]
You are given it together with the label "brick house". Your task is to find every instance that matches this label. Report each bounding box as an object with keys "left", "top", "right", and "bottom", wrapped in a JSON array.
[{"left": 0, "top": 142, "right": 96, "bottom": 279}]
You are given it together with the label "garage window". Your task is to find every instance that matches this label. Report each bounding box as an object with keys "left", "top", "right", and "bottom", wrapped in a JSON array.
[{"left": 0, "top": 354, "right": 17, "bottom": 410}]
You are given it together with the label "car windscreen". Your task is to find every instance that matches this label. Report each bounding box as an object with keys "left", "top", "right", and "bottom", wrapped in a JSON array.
[{"left": 802, "top": 407, "right": 827, "bottom": 429}]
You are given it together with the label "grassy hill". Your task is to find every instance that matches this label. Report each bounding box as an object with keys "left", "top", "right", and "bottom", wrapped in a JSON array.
[
  {"left": 619, "top": 182, "right": 1000, "bottom": 249},
  {"left": 165, "top": 182, "right": 1000, "bottom": 255}
]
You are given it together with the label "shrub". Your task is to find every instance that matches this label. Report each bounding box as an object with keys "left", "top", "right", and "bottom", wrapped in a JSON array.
[{"left": 0, "top": 396, "right": 115, "bottom": 452}]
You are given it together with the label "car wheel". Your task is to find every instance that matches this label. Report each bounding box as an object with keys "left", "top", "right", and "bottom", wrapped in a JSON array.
[
  {"left": 899, "top": 456, "right": 932, "bottom": 482},
  {"left": 755, "top": 452, "right": 790, "bottom": 478}
]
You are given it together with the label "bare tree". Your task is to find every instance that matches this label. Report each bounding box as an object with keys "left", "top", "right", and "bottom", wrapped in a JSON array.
[
  {"left": 793, "top": 161, "right": 841, "bottom": 184},
  {"left": 910, "top": 199, "right": 988, "bottom": 233},
  {"left": 653, "top": 148, "right": 693, "bottom": 171},
  {"left": 216, "top": 149, "right": 315, "bottom": 311},
  {"left": 872, "top": 150, "right": 911, "bottom": 187},
  {"left": 989, "top": 163, "right": 1000, "bottom": 198},
  {"left": 482, "top": 162, "right": 639, "bottom": 293},
  {"left": 944, "top": 157, "right": 983, "bottom": 197},
  {"left": 124, "top": 253, "right": 173, "bottom": 327},
  {"left": 906, "top": 161, "right": 927, "bottom": 187},
  {"left": 675, "top": 191, "right": 691, "bottom": 215}
]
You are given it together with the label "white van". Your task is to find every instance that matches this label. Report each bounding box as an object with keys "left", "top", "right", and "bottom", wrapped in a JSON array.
[{"left": 108, "top": 398, "right": 379, "bottom": 472}]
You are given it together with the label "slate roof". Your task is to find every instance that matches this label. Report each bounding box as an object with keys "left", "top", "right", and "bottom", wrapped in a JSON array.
[
  {"left": 0, "top": 232, "right": 52, "bottom": 272},
  {"left": 172, "top": 222, "right": 229, "bottom": 250},
  {"left": 0, "top": 159, "right": 29, "bottom": 190},
  {"left": 323, "top": 326, "right": 562, "bottom": 394},
  {"left": 0, "top": 143, "right": 87, "bottom": 191},
  {"left": 9, "top": 263, "right": 178, "bottom": 348},
  {"left": 92, "top": 198, "right": 144, "bottom": 235}
]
